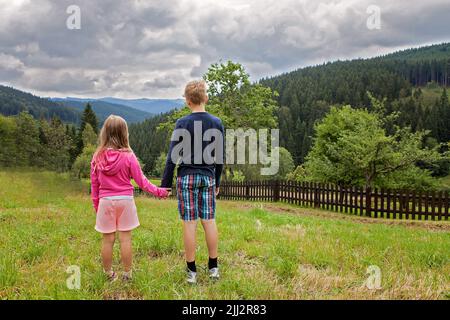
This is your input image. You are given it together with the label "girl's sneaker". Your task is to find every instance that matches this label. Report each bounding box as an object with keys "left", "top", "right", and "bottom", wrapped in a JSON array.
[
  {"left": 104, "top": 270, "right": 118, "bottom": 282},
  {"left": 209, "top": 267, "right": 220, "bottom": 281},
  {"left": 122, "top": 271, "right": 133, "bottom": 281},
  {"left": 186, "top": 269, "right": 197, "bottom": 284}
]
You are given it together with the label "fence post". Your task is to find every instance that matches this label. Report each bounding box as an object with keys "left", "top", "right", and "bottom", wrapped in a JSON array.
[
  {"left": 245, "top": 184, "right": 250, "bottom": 200},
  {"left": 365, "top": 187, "right": 372, "bottom": 217},
  {"left": 273, "top": 180, "right": 280, "bottom": 202},
  {"left": 314, "top": 183, "right": 320, "bottom": 208}
]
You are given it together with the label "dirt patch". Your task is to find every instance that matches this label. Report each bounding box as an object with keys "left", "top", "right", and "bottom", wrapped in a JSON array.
[{"left": 229, "top": 201, "right": 450, "bottom": 232}]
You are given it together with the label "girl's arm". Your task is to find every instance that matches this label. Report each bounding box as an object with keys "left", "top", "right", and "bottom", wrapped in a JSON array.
[
  {"left": 90, "top": 160, "right": 100, "bottom": 212},
  {"left": 129, "top": 153, "right": 169, "bottom": 198}
]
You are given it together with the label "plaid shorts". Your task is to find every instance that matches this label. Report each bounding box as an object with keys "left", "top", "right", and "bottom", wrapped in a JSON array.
[{"left": 176, "top": 174, "right": 216, "bottom": 221}]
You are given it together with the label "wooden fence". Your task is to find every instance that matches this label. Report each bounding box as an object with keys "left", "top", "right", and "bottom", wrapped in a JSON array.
[{"left": 218, "top": 181, "right": 450, "bottom": 221}]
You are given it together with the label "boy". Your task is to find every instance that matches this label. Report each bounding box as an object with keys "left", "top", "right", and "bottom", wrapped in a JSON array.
[{"left": 161, "top": 80, "right": 224, "bottom": 284}]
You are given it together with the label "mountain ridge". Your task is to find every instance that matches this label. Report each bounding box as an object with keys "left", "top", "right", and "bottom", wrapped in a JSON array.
[{"left": 51, "top": 98, "right": 154, "bottom": 124}]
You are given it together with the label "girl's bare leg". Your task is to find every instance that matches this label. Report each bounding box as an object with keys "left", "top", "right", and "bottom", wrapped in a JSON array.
[
  {"left": 101, "top": 232, "right": 115, "bottom": 272},
  {"left": 118, "top": 231, "right": 133, "bottom": 272}
]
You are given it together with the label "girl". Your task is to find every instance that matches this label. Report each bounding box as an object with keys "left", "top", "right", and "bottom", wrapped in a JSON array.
[{"left": 91, "top": 115, "right": 170, "bottom": 281}]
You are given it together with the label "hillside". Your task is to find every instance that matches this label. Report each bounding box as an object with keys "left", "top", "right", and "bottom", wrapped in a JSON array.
[
  {"left": 99, "top": 97, "right": 185, "bottom": 114},
  {"left": 129, "top": 113, "right": 172, "bottom": 174},
  {"left": 0, "top": 85, "right": 80, "bottom": 123},
  {"left": 260, "top": 43, "right": 450, "bottom": 164},
  {"left": 0, "top": 170, "right": 448, "bottom": 299},
  {"left": 52, "top": 98, "right": 153, "bottom": 124},
  {"left": 381, "top": 42, "right": 450, "bottom": 62},
  {"left": 0, "top": 85, "right": 182, "bottom": 125}
]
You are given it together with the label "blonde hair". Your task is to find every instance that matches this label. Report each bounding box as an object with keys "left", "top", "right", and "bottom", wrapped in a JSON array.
[
  {"left": 93, "top": 115, "right": 131, "bottom": 163},
  {"left": 184, "top": 80, "right": 208, "bottom": 105}
]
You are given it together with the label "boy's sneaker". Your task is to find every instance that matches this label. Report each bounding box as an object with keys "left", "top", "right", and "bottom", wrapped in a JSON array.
[
  {"left": 122, "top": 271, "right": 133, "bottom": 281},
  {"left": 186, "top": 269, "right": 197, "bottom": 284},
  {"left": 209, "top": 267, "right": 220, "bottom": 280},
  {"left": 104, "top": 270, "right": 118, "bottom": 282}
]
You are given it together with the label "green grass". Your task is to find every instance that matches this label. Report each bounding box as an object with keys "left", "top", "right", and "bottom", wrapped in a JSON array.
[{"left": 0, "top": 170, "right": 449, "bottom": 300}]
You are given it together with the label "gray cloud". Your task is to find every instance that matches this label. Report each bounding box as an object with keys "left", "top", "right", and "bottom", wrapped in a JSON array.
[{"left": 0, "top": 0, "right": 449, "bottom": 98}]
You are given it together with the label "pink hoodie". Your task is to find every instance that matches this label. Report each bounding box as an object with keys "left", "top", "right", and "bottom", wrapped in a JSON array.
[{"left": 90, "top": 149, "right": 168, "bottom": 212}]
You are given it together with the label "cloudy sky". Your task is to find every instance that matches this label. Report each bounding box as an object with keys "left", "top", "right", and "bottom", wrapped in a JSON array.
[{"left": 0, "top": 0, "right": 449, "bottom": 99}]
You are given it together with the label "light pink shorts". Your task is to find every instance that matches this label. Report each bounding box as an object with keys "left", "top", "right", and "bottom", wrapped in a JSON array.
[{"left": 95, "top": 198, "right": 140, "bottom": 233}]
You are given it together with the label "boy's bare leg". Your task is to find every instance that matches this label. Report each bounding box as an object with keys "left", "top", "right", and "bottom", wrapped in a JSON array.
[
  {"left": 118, "top": 231, "right": 132, "bottom": 272},
  {"left": 101, "top": 232, "right": 115, "bottom": 272},
  {"left": 183, "top": 220, "right": 198, "bottom": 262},
  {"left": 201, "top": 219, "right": 218, "bottom": 259}
]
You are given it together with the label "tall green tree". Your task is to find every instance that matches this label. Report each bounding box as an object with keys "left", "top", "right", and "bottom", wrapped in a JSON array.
[
  {"left": 80, "top": 103, "right": 98, "bottom": 134},
  {"left": 14, "top": 112, "right": 39, "bottom": 166},
  {"left": 304, "top": 105, "right": 444, "bottom": 190},
  {"left": 161, "top": 61, "right": 278, "bottom": 130},
  {"left": 66, "top": 124, "right": 78, "bottom": 166},
  {"left": 72, "top": 123, "right": 98, "bottom": 179},
  {"left": 38, "top": 116, "right": 73, "bottom": 172},
  {"left": 72, "top": 145, "right": 96, "bottom": 179},
  {"left": 0, "top": 115, "right": 18, "bottom": 167},
  {"left": 159, "top": 61, "right": 279, "bottom": 181},
  {"left": 274, "top": 147, "right": 295, "bottom": 180},
  {"left": 82, "top": 123, "right": 98, "bottom": 147},
  {"left": 76, "top": 103, "right": 98, "bottom": 157},
  {"left": 436, "top": 88, "right": 450, "bottom": 142}
]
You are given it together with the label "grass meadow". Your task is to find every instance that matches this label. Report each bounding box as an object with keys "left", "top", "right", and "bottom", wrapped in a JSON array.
[{"left": 0, "top": 170, "right": 449, "bottom": 300}]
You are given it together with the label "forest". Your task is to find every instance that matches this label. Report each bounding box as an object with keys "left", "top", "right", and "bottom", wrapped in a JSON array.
[
  {"left": 0, "top": 85, "right": 80, "bottom": 123},
  {"left": 130, "top": 43, "right": 450, "bottom": 189},
  {"left": 1, "top": 43, "right": 449, "bottom": 190},
  {"left": 260, "top": 43, "right": 450, "bottom": 164}
]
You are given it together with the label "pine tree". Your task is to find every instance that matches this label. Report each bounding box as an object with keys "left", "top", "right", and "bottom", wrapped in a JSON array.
[
  {"left": 80, "top": 103, "right": 98, "bottom": 134},
  {"left": 15, "top": 111, "right": 39, "bottom": 166},
  {"left": 0, "top": 115, "right": 18, "bottom": 167},
  {"left": 438, "top": 88, "right": 450, "bottom": 142},
  {"left": 76, "top": 103, "right": 98, "bottom": 157},
  {"left": 66, "top": 124, "right": 78, "bottom": 166}
]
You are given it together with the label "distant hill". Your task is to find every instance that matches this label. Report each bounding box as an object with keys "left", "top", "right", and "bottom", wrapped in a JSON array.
[
  {"left": 99, "top": 97, "right": 185, "bottom": 114},
  {"left": 0, "top": 85, "right": 169, "bottom": 125},
  {"left": 260, "top": 42, "right": 450, "bottom": 164},
  {"left": 51, "top": 98, "right": 153, "bottom": 124},
  {"left": 0, "top": 85, "right": 80, "bottom": 123},
  {"left": 380, "top": 42, "right": 450, "bottom": 61}
]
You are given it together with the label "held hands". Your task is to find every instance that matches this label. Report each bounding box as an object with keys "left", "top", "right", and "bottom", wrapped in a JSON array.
[
  {"left": 158, "top": 187, "right": 215, "bottom": 198},
  {"left": 159, "top": 187, "right": 172, "bottom": 199}
]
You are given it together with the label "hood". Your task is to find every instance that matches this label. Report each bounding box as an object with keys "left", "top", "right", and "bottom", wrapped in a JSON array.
[{"left": 94, "top": 149, "right": 129, "bottom": 175}]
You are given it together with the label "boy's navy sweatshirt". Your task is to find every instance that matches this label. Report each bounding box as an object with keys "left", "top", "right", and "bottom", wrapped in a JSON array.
[{"left": 160, "top": 112, "right": 224, "bottom": 188}]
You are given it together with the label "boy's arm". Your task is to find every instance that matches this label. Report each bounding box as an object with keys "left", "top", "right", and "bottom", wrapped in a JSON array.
[
  {"left": 160, "top": 149, "right": 176, "bottom": 188},
  {"left": 90, "top": 160, "right": 100, "bottom": 212},
  {"left": 215, "top": 122, "right": 225, "bottom": 187},
  {"left": 215, "top": 163, "right": 223, "bottom": 188},
  {"left": 130, "top": 153, "right": 168, "bottom": 198},
  {"left": 161, "top": 121, "right": 181, "bottom": 188}
]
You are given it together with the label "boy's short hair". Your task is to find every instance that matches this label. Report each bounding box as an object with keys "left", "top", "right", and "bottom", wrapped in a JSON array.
[{"left": 184, "top": 80, "right": 208, "bottom": 105}]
